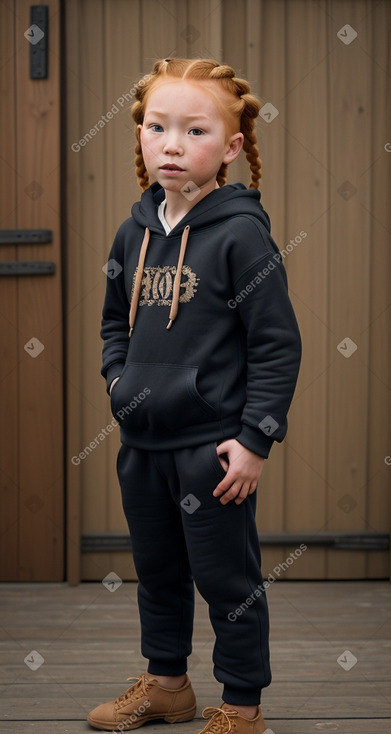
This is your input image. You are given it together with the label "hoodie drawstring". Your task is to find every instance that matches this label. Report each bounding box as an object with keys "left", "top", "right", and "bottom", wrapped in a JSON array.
[
  {"left": 167, "top": 224, "right": 190, "bottom": 330},
  {"left": 129, "top": 227, "right": 150, "bottom": 337},
  {"left": 129, "top": 224, "right": 191, "bottom": 337}
]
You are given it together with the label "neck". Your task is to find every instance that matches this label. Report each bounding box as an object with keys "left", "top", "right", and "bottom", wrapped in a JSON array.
[{"left": 163, "top": 180, "right": 220, "bottom": 229}]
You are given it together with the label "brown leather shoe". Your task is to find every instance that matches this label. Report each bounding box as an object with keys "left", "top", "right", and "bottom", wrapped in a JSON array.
[
  {"left": 87, "top": 673, "right": 197, "bottom": 731},
  {"left": 198, "top": 706, "right": 268, "bottom": 734}
]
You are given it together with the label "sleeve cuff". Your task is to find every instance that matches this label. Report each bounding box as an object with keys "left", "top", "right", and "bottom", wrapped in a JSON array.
[{"left": 235, "top": 423, "right": 274, "bottom": 459}]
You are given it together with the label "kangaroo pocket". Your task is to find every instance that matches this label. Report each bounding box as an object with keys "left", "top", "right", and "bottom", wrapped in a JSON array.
[{"left": 110, "top": 362, "right": 217, "bottom": 435}]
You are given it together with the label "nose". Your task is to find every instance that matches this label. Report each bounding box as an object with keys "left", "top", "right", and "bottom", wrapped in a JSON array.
[{"left": 162, "top": 130, "right": 183, "bottom": 155}]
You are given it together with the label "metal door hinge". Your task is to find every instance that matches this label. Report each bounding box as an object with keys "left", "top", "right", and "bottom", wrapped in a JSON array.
[
  {"left": 0, "top": 261, "right": 55, "bottom": 276},
  {"left": 27, "top": 6, "right": 49, "bottom": 79},
  {"left": 0, "top": 229, "right": 52, "bottom": 244}
]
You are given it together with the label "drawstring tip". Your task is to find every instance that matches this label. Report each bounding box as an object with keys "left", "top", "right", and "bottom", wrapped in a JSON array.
[{"left": 166, "top": 319, "right": 173, "bottom": 330}]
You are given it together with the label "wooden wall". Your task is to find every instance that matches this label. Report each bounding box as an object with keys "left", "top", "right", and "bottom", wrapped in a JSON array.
[{"left": 65, "top": 0, "right": 391, "bottom": 582}]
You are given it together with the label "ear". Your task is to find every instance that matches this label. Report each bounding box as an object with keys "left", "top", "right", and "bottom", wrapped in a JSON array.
[
  {"left": 223, "top": 132, "right": 244, "bottom": 165},
  {"left": 137, "top": 123, "right": 143, "bottom": 140}
]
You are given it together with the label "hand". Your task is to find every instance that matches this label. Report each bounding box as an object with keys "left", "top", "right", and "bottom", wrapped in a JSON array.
[
  {"left": 109, "top": 377, "right": 120, "bottom": 395},
  {"left": 213, "top": 439, "right": 265, "bottom": 505}
]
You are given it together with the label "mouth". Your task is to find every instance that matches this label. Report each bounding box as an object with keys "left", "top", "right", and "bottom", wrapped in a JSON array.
[{"left": 159, "top": 164, "right": 184, "bottom": 171}]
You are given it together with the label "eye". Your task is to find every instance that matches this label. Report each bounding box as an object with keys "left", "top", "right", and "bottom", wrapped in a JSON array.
[
  {"left": 149, "top": 124, "right": 163, "bottom": 132},
  {"left": 188, "top": 128, "right": 204, "bottom": 136}
]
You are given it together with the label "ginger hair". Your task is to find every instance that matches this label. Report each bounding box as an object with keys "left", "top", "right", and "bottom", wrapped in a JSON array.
[{"left": 131, "top": 57, "right": 262, "bottom": 191}]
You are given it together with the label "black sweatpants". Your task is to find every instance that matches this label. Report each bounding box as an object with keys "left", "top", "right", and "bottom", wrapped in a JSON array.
[{"left": 117, "top": 440, "right": 271, "bottom": 705}]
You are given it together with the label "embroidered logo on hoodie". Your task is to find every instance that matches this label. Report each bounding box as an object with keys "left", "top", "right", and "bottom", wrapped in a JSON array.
[{"left": 132, "top": 265, "right": 200, "bottom": 307}]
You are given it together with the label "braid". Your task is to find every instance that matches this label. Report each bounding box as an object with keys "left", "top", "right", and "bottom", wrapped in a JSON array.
[
  {"left": 239, "top": 94, "right": 263, "bottom": 189},
  {"left": 131, "top": 94, "right": 150, "bottom": 190},
  {"left": 131, "top": 58, "right": 262, "bottom": 191}
]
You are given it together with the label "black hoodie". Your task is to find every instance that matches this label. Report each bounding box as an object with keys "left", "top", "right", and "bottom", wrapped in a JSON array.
[{"left": 101, "top": 182, "right": 301, "bottom": 458}]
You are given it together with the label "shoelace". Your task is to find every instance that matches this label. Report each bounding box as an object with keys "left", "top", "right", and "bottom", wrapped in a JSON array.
[
  {"left": 115, "top": 674, "right": 153, "bottom": 707},
  {"left": 202, "top": 706, "right": 239, "bottom": 733}
]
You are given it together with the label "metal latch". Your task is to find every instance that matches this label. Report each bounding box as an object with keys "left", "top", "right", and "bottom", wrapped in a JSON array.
[
  {"left": 28, "top": 5, "right": 49, "bottom": 79},
  {"left": 0, "top": 229, "right": 52, "bottom": 244},
  {"left": 0, "top": 261, "right": 55, "bottom": 276}
]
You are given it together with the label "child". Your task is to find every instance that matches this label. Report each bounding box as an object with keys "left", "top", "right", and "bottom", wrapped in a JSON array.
[{"left": 88, "top": 57, "right": 301, "bottom": 734}]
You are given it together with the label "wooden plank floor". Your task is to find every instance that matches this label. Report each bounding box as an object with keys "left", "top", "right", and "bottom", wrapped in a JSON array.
[{"left": 0, "top": 581, "right": 390, "bottom": 733}]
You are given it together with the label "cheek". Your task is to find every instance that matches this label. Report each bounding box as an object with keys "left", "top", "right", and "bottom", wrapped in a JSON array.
[
  {"left": 140, "top": 133, "right": 161, "bottom": 163},
  {"left": 192, "top": 140, "right": 223, "bottom": 166}
]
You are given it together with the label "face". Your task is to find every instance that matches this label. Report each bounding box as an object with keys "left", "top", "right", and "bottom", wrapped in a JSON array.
[{"left": 137, "top": 80, "right": 243, "bottom": 196}]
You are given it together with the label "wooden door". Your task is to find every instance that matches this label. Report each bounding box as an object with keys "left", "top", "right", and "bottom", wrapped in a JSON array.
[{"left": 0, "top": 0, "right": 63, "bottom": 580}]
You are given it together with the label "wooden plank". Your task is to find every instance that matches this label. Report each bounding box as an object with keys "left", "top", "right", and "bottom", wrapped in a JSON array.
[
  {"left": 1, "top": 683, "right": 391, "bottom": 719},
  {"left": 365, "top": 0, "right": 391, "bottom": 579},
  {"left": 141, "top": 0, "right": 185, "bottom": 64},
  {"left": 0, "top": 0, "right": 19, "bottom": 579},
  {"left": 188, "top": 0, "right": 222, "bottom": 61},
  {"left": 261, "top": 546, "right": 329, "bottom": 581},
  {"left": 222, "top": 0, "right": 246, "bottom": 80},
  {"left": 104, "top": 0, "right": 142, "bottom": 562},
  {"left": 241, "top": 0, "right": 289, "bottom": 572},
  {"left": 221, "top": 0, "right": 248, "bottom": 189},
  {"left": 69, "top": 0, "right": 129, "bottom": 579},
  {"left": 242, "top": 0, "right": 289, "bottom": 570},
  {"left": 80, "top": 550, "right": 137, "bottom": 581},
  {"left": 74, "top": 0, "right": 107, "bottom": 543},
  {"left": 250, "top": 0, "right": 286, "bottom": 561},
  {"left": 65, "top": 0, "right": 141, "bottom": 582},
  {"left": 0, "top": 722, "right": 390, "bottom": 734},
  {"left": 325, "top": 0, "right": 372, "bottom": 578},
  {"left": 13, "top": 0, "right": 63, "bottom": 580},
  {"left": 222, "top": 0, "right": 289, "bottom": 566},
  {"left": 65, "top": 0, "right": 83, "bottom": 586},
  {"left": 278, "top": 0, "right": 330, "bottom": 578}
]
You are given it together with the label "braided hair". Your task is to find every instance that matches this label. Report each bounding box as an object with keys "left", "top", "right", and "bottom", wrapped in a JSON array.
[{"left": 131, "top": 57, "right": 262, "bottom": 191}]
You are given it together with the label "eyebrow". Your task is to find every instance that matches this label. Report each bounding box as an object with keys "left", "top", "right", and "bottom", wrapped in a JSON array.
[{"left": 144, "top": 111, "right": 211, "bottom": 120}]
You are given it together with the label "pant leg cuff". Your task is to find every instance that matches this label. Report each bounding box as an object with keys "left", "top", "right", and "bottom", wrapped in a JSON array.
[
  {"left": 222, "top": 684, "right": 261, "bottom": 706},
  {"left": 147, "top": 657, "right": 188, "bottom": 676}
]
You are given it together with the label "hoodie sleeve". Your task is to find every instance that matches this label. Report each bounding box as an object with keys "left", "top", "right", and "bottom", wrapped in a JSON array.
[
  {"left": 100, "top": 222, "right": 131, "bottom": 394},
  {"left": 231, "top": 225, "right": 302, "bottom": 459}
]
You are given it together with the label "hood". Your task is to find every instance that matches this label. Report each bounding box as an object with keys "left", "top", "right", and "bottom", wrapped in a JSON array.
[
  {"left": 131, "top": 181, "right": 271, "bottom": 235},
  {"left": 128, "top": 182, "right": 271, "bottom": 337}
]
